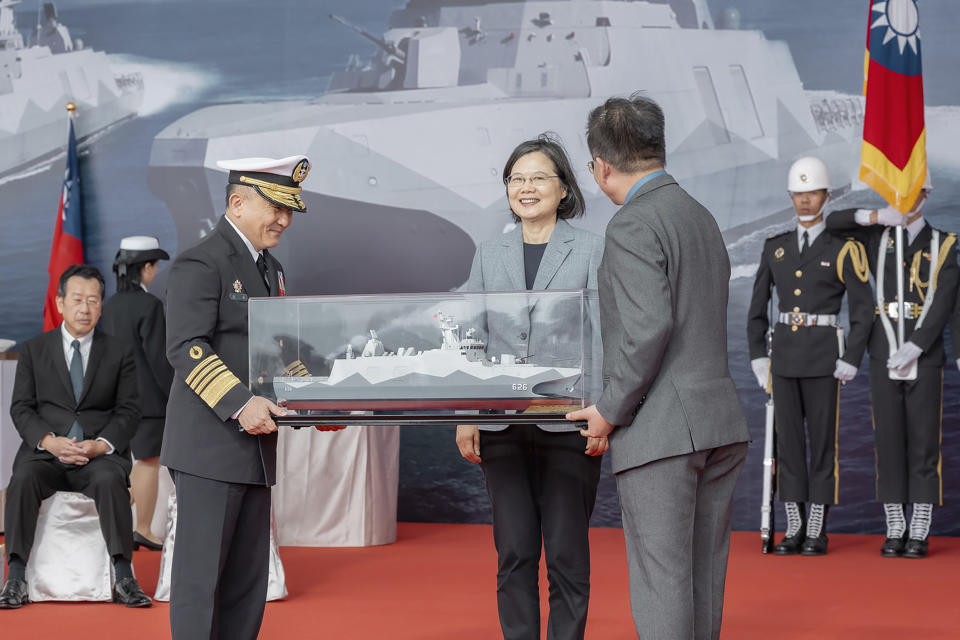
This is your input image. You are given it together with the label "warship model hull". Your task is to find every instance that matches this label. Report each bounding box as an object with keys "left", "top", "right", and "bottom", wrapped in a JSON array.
[
  {"left": 0, "top": 2, "right": 143, "bottom": 177},
  {"left": 148, "top": 0, "right": 863, "bottom": 293}
]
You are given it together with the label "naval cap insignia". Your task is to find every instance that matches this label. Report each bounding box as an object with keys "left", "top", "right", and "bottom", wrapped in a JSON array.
[
  {"left": 800, "top": 173, "right": 808, "bottom": 183},
  {"left": 189, "top": 345, "right": 203, "bottom": 360},
  {"left": 292, "top": 158, "right": 310, "bottom": 183},
  {"left": 774, "top": 247, "right": 785, "bottom": 260},
  {"left": 233, "top": 280, "right": 243, "bottom": 293}
]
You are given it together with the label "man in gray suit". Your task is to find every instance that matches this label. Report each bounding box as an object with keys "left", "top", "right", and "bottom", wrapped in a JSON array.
[{"left": 568, "top": 95, "right": 750, "bottom": 639}]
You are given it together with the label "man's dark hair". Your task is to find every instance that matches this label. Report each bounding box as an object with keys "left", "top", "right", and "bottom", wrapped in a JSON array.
[
  {"left": 586, "top": 94, "right": 666, "bottom": 173},
  {"left": 225, "top": 182, "right": 242, "bottom": 209},
  {"left": 57, "top": 264, "right": 105, "bottom": 299},
  {"left": 114, "top": 260, "right": 157, "bottom": 293},
  {"left": 502, "top": 133, "right": 585, "bottom": 224}
]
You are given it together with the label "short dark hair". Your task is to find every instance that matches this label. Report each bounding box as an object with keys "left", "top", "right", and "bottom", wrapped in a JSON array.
[
  {"left": 225, "top": 182, "right": 243, "bottom": 209},
  {"left": 586, "top": 94, "right": 666, "bottom": 173},
  {"left": 502, "top": 133, "right": 585, "bottom": 223},
  {"left": 57, "top": 264, "right": 105, "bottom": 299},
  {"left": 114, "top": 260, "right": 157, "bottom": 293}
]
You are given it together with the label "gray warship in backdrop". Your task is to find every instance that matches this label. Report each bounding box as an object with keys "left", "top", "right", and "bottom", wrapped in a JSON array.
[
  {"left": 148, "top": 0, "right": 863, "bottom": 293},
  {"left": 0, "top": 0, "right": 143, "bottom": 177}
]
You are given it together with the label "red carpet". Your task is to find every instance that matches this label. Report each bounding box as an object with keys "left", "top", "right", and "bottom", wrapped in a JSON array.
[{"left": 1, "top": 524, "right": 958, "bottom": 638}]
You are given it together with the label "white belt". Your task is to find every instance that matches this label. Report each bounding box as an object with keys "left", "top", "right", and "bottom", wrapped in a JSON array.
[
  {"left": 876, "top": 302, "right": 923, "bottom": 320},
  {"left": 777, "top": 312, "right": 838, "bottom": 327}
]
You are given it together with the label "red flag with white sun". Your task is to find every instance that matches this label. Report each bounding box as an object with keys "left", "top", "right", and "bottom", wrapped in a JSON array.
[{"left": 860, "top": 0, "right": 926, "bottom": 213}]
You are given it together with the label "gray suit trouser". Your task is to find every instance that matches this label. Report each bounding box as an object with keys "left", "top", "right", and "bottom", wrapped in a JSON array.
[{"left": 616, "top": 442, "right": 747, "bottom": 640}]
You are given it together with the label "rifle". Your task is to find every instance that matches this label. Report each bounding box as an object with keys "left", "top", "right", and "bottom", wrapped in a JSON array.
[{"left": 760, "top": 322, "right": 776, "bottom": 554}]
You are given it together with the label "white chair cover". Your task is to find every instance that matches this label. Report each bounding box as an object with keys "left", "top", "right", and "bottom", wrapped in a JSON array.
[
  {"left": 154, "top": 493, "right": 287, "bottom": 601},
  {"left": 273, "top": 425, "right": 399, "bottom": 547},
  {"left": 26, "top": 491, "right": 115, "bottom": 602}
]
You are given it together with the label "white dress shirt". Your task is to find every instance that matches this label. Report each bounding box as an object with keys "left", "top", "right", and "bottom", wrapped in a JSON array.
[
  {"left": 796, "top": 219, "right": 826, "bottom": 252},
  {"left": 44, "top": 324, "right": 115, "bottom": 454}
]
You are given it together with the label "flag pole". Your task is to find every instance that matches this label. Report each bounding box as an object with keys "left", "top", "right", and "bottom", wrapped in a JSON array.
[{"left": 896, "top": 226, "right": 905, "bottom": 348}]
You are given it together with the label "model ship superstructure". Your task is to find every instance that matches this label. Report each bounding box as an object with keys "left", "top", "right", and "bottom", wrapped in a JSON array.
[{"left": 273, "top": 312, "right": 582, "bottom": 410}]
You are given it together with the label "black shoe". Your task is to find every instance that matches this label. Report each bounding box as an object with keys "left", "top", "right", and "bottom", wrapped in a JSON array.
[
  {"left": 773, "top": 530, "right": 806, "bottom": 555},
  {"left": 112, "top": 577, "right": 152, "bottom": 608},
  {"left": 132, "top": 531, "right": 163, "bottom": 552},
  {"left": 902, "top": 538, "right": 928, "bottom": 558},
  {"left": 0, "top": 578, "right": 29, "bottom": 609},
  {"left": 880, "top": 533, "right": 908, "bottom": 557},
  {"left": 800, "top": 533, "right": 828, "bottom": 556}
]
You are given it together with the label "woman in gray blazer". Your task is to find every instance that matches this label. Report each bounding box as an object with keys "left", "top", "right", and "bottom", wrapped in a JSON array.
[{"left": 456, "top": 135, "right": 606, "bottom": 640}]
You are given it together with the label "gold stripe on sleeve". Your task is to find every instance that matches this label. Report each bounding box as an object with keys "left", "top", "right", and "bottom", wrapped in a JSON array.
[
  {"left": 186, "top": 355, "right": 220, "bottom": 386},
  {"left": 192, "top": 364, "right": 228, "bottom": 395},
  {"left": 199, "top": 371, "right": 242, "bottom": 409}
]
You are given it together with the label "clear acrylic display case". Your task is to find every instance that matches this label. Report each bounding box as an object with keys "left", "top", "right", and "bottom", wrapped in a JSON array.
[{"left": 247, "top": 289, "right": 601, "bottom": 426}]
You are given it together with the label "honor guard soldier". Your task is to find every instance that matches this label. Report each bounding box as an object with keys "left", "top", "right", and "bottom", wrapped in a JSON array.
[
  {"left": 160, "top": 155, "right": 311, "bottom": 640},
  {"left": 826, "top": 173, "right": 959, "bottom": 558},
  {"left": 747, "top": 157, "right": 874, "bottom": 556}
]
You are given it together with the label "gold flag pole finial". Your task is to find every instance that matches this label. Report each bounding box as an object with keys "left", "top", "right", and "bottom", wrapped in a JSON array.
[{"left": 65, "top": 101, "right": 77, "bottom": 113}]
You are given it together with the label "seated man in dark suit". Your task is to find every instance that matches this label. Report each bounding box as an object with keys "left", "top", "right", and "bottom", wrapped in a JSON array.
[{"left": 0, "top": 264, "right": 151, "bottom": 608}]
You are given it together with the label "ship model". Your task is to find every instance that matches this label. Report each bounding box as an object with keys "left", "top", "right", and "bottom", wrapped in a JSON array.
[{"left": 273, "top": 312, "right": 583, "bottom": 414}]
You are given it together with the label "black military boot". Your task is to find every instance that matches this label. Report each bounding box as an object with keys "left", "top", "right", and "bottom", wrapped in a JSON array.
[
  {"left": 801, "top": 503, "right": 829, "bottom": 556},
  {"left": 773, "top": 502, "right": 806, "bottom": 555},
  {"left": 881, "top": 503, "right": 908, "bottom": 557},
  {"left": 903, "top": 503, "right": 932, "bottom": 559}
]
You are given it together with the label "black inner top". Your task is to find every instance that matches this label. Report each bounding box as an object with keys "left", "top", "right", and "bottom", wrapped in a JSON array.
[{"left": 523, "top": 242, "right": 548, "bottom": 289}]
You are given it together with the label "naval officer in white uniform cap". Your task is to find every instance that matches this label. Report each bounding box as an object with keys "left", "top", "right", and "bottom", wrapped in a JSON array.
[{"left": 160, "top": 155, "right": 310, "bottom": 640}]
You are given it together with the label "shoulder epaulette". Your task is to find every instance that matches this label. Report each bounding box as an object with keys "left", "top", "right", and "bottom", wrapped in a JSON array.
[{"left": 766, "top": 230, "right": 791, "bottom": 241}]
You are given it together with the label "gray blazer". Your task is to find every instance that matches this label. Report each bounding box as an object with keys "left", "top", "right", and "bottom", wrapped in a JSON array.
[
  {"left": 595, "top": 173, "right": 749, "bottom": 474},
  {"left": 463, "top": 218, "right": 604, "bottom": 432}
]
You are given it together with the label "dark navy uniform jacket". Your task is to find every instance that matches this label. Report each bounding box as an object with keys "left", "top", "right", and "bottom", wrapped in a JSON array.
[
  {"left": 160, "top": 216, "right": 286, "bottom": 486},
  {"left": 101, "top": 288, "right": 173, "bottom": 419},
  {"left": 747, "top": 226, "right": 874, "bottom": 378},
  {"left": 826, "top": 208, "right": 959, "bottom": 367}
]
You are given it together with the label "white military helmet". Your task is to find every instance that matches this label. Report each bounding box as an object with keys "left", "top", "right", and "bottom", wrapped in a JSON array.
[{"left": 787, "top": 157, "right": 831, "bottom": 193}]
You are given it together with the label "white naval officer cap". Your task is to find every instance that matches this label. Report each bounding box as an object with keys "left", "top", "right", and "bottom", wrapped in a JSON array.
[{"left": 216, "top": 155, "right": 311, "bottom": 212}]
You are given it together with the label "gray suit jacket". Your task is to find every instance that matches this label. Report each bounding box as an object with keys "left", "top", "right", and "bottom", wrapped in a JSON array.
[
  {"left": 463, "top": 218, "right": 604, "bottom": 432},
  {"left": 595, "top": 173, "right": 749, "bottom": 474}
]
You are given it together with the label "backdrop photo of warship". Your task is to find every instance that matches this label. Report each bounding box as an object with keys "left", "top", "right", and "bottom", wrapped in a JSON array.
[{"left": 0, "top": 0, "right": 958, "bottom": 534}]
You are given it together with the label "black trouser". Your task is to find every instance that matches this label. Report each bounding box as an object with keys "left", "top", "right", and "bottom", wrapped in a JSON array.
[
  {"left": 869, "top": 359, "right": 943, "bottom": 504},
  {"left": 479, "top": 426, "right": 603, "bottom": 640},
  {"left": 771, "top": 374, "right": 840, "bottom": 505},
  {"left": 4, "top": 455, "right": 133, "bottom": 563},
  {"left": 169, "top": 470, "right": 271, "bottom": 640}
]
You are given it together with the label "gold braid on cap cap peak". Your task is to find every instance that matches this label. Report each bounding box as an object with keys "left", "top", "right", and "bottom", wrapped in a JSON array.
[{"left": 239, "top": 175, "right": 306, "bottom": 212}]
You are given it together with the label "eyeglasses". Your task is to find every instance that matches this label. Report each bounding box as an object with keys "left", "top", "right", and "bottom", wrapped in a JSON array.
[
  {"left": 586, "top": 160, "right": 595, "bottom": 174},
  {"left": 504, "top": 173, "right": 560, "bottom": 188}
]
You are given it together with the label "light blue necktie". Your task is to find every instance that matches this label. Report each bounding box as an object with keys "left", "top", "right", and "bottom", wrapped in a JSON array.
[{"left": 68, "top": 339, "right": 84, "bottom": 441}]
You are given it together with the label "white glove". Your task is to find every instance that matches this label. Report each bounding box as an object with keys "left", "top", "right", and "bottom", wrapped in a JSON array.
[
  {"left": 833, "top": 359, "right": 858, "bottom": 382},
  {"left": 887, "top": 341, "right": 923, "bottom": 370},
  {"left": 751, "top": 357, "right": 770, "bottom": 389},
  {"left": 876, "top": 205, "right": 906, "bottom": 227}
]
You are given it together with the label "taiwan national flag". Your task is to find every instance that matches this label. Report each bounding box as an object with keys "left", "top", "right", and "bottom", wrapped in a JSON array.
[
  {"left": 860, "top": 0, "right": 926, "bottom": 213},
  {"left": 43, "top": 117, "right": 84, "bottom": 331}
]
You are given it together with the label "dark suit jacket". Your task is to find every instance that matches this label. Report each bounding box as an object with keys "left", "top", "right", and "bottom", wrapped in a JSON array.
[
  {"left": 594, "top": 173, "right": 749, "bottom": 474},
  {"left": 101, "top": 288, "right": 173, "bottom": 419},
  {"left": 161, "top": 216, "right": 286, "bottom": 486},
  {"left": 746, "top": 228, "right": 874, "bottom": 377},
  {"left": 826, "top": 209, "right": 959, "bottom": 367},
  {"left": 10, "top": 328, "right": 140, "bottom": 472}
]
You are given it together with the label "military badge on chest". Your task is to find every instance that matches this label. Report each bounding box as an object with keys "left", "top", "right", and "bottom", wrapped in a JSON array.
[
  {"left": 229, "top": 279, "right": 248, "bottom": 301},
  {"left": 774, "top": 247, "right": 785, "bottom": 261},
  {"left": 277, "top": 271, "right": 286, "bottom": 296}
]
